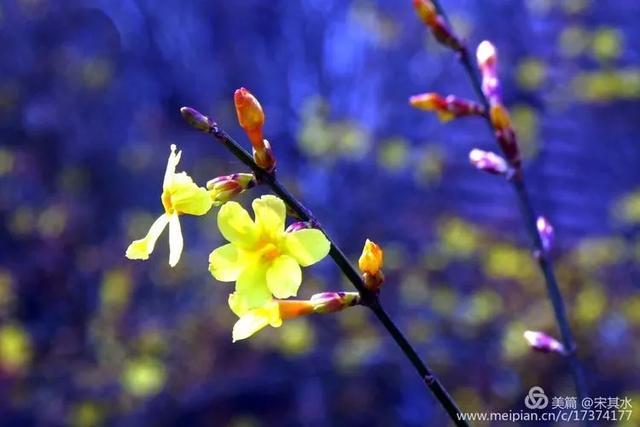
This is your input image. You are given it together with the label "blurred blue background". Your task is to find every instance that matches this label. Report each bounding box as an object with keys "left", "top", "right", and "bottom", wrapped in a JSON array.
[{"left": 1, "top": 0, "right": 639, "bottom": 425}]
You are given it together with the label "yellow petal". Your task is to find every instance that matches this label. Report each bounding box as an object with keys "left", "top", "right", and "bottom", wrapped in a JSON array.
[
  {"left": 228, "top": 292, "right": 250, "bottom": 317},
  {"left": 284, "top": 229, "right": 330, "bottom": 267},
  {"left": 266, "top": 255, "right": 302, "bottom": 299},
  {"left": 125, "top": 214, "right": 170, "bottom": 260},
  {"left": 252, "top": 195, "right": 286, "bottom": 235},
  {"left": 236, "top": 262, "right": 271, "bottom": 309},
  {"left": 170, "top": 178, "right": 212, "bottom": 216},
  {"left": 217, "top": 202, "right": 258, "bottom": 248},
  {"left": 163, "top": 144, "right": 181, "bottom": 189},
  {"left": 230, "top": 298, "right": 282, "bottom": 342},
  {"left": 168, "top": 214, "right": 183, "bottom": 267},
  {"left": 209, "top": 244, "right": 244, "bottom": 282}
]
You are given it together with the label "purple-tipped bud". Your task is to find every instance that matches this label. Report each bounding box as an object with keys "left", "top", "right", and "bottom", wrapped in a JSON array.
[
  {"left": 469, "top": 149, "right": 509, "bottom": 175},
  {"left": 180, "top": 107, "right": 213, "bottom": 133},
  {"left": 309, "top": 292, "right": 360, "bottom": 314},
  {"left": 285, "top": 221, "right": 313, "bottom": 233},
  {"left": 536, "top": 216, "right": 554, "bottom": 252},
  {"left": 523, "top": 330, "right": 566, "bottom": 355},
  {"left": 206, "top": 173, "right": 256, "bottom": 206}
]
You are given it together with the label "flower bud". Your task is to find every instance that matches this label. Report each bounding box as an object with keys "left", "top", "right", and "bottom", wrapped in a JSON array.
[
  {"left": 180, "top": 106, "right": 213, "bottom": 133},
  {"left": 206, "top": 173, "right": 256, "bottom": 206},
  {"left": 536, "top": 216, "right": 554, "bottom": 253},
  {"left": 413, "top": 0, "right": 463, "bottom": 52},
  {"left": 523, "top": 330, "right": 566, "bottom": 355},
  {"left": 309, "top": 292, "right": 361, "bottom": 314},
  {"left": 475, "top": 41, "right": 521, "bottom": 169},
  {"left": 285, "top": 221, "right": 314, "bottom": 233},
  {"left": 253, "top": 138, "right": 276, "bottom": 172},
  {"left": 358, "top": 239, "right": 384, "bottom": 292},
  {"left": 410, "top": 93, "right": 485, "bottom": 122},
  {"left": 469, "top": 149, "right": 509, "bottom": 175},
  {"left": 234, "top": 87, "right": 265, "bottom": 149},
  {"left": 358, "top": 239, "right": 383, "bottom": 276}
]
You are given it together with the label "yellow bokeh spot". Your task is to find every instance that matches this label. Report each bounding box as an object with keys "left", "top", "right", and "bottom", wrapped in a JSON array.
[
  {"left": 335, "top": 336, "right": 380, "bottom": 370},
  {"left": 502, "top": 321, "right": 528, "bottom": 360},
  {"left": 573, "top": 69, "right": 640, "bottom": 101},
  {"left": 406, "top": 318, "right": 433, "bottom": 344},
  {"left": 558, "top": 25, "right": 590, "bottom": 58},
  {"left": 121, "top": 357, "right": 167, "bottom": 397},
  {"left": 400, "top": 272, "right": 430, "bottom": 306},
  {"left": 462, "top": 290, "right": 503, "bottom": 325},
  {"left": 560, "top": 0, "right": 591, "bottom": 15},
  {"left": 430, "top": 285, "right": 458, "bottom": 316},
  {"left": 101, "top": 269, "right": 131, "bottom": 310},
  {"left": 0, "top": 323, "right": 31, "bottom": 373},
  {"left": 484, "top": 244, "right": 536, "bottom": 283},
  {"left": 69, "top": 401, "right": 103, "bottom": 427},
  {"left": 511, "top": 104, "right": 539, "bottom": 159},
  {"left": 617, "top": 392, "right": 640, "bottom": 427},
  {"left": 0, "top": 148, "right": 14, "bottom": 176},
  {"left": 278, "top": 319, "right": 314, "bottom": 356},
  {"left": 613, "top": 189, "right": 640, "bottom": 224},
  {"left": 591, "top": 27, "right": 623, "bottom": 62},
  {"left": 9, "top": 206, "right": 35, "bottom": 236},
  {"left": 297, "top": 97, "right": 370, "bottom": 161},
  {"left": 0, "top": 269, "right": 15, "bottom": 309},
  {"left": 526, "top": 0, "right": 553, "bottom": 14},
  {"left": 414, "top": 145, "right": 444, "bottom": 186},
  {"left": 622, "top": 296, "right": 640, "bottom": 326},
  {"left": 572, "top": 237, "right": 626, "bottom": 271},
  {"left": 438, "top": 217, "right": 480, "bottom": 257},
  {"left": 37, "top": 204, "right": 67, "bottom": 238},
  {"left": 574, "top": 284, "right": 606, "bottom": 325},
  {"left": 453, "top": 387, "right": 484, "bottom": 414},
  {"left": 378, "top": 137, "right": 408, "bottom": 171},
  {"left": 516, "top": 58, "right": 547, "bottom": 90}
]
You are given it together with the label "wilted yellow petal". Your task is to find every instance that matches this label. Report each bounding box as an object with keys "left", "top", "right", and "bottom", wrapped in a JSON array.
[
  {"left": 284, "top": 229, "right": 330, "bottom": 267},
  {"left": 163, "top": 144, "right": 181, "bottom": 189},
  {"left": 209, "top": 244, "right": 244, "bottom": 282},
  {"left": 236, "top": 262, "right": 271, "bottom": 309},
  {"left": 168, "top": 214, "right": 183, "bottom": 267},
  {"left": 217, "top": 202, "right": 259, "bottom": 248},
  {"left": 252, "top": 195, "right": 286, "bottom": 234},
  {"left": 125, "top": 214, "right": 170, "bottom": 260},
  {"left": 266, "top": 255, "right": 302, "bottom": 299}
]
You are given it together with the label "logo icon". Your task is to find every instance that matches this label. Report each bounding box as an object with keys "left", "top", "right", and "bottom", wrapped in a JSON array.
[{"left": 525, "top": 386, "right": 549, "bottom": 409}]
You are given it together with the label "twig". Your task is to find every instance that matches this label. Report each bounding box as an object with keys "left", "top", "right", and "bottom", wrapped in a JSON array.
[
  {"left": 430, "top": 0, "right": 588, "bottom": 408},
  {"left": 186, "top": 113, "right": 470, "bottom": 427}
]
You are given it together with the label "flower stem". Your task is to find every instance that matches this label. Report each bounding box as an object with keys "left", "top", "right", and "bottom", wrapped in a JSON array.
[
  {"left": 429, "top": 0, "right": 588, "bottom": 410},
  {"left": 199, "top": 120, "right": 470, "bottom": 427}
]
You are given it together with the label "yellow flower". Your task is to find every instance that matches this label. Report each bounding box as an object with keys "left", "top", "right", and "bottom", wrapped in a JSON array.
[
  {"left": 209, "top": 195, "right": 330, "bottom": 309},
  {"left": 228, "top": 291, "right": 360, "bottom": 342},
  {"left": 126, "top": 144, "right": 212, "bottom": 267}
]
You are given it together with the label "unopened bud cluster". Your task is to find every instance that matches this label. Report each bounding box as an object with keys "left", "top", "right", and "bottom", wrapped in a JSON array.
[
  {"left": 410, "top": 93, "right": 485, "bottom": 122},
  {"left": 413, "top": 0, "right": 463, "bottom": 52},
  {"left": 476, "top": 41, "right": 521, "bottom": 169}
]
